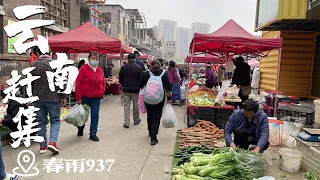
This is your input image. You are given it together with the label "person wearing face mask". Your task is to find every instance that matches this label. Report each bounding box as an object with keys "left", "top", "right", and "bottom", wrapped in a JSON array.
[
  {"left": 75, "top": 51, "right": 106, "bottom": 142},
  {"left": 224, "top": 99, "right": 270, "bottom": 153}
]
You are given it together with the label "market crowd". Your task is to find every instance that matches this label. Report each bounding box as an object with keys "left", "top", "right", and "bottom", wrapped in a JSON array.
[{"left": 0, "top": 50, "right": 268, "bottom": 180}]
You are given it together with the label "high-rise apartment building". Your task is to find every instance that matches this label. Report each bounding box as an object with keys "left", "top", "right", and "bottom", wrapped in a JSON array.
[
  {"left": 191, "top": 22, "right": 211, "bottom": 37},
  {"left": 176, "top": 27, "right": 190, "bottom": 59},
  {"left": 158, "top": 19, "right": 177, "bottom": 43}
]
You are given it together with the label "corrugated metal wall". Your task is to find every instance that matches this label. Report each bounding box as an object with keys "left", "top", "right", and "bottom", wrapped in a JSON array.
[
  {"left": 260, "top": 31, "right": 281, "bottom": 91},
  {"left": 278, "top": 0, "right": 308, "bottom": 19},
  {"left": 311, "top": 35, "right": 320, "bottom": 98},
  {"left": 279, "top": 32, "right": 315, "bottom": 98}
]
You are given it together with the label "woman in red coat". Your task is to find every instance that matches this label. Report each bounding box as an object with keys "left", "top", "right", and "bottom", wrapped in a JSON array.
[{"left": 75, "top": 51, "right": 105, "bottom": 142}]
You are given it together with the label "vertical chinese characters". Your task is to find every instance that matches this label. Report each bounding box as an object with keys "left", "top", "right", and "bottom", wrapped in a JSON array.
[
  {"left": 46, "top": 53, "right": 79, "bottom": 94},
  {"left": 2, "top": 5, "right": 78, "bottom": 149}
]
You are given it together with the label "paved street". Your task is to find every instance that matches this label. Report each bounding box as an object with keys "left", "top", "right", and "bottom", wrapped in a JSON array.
[{"left": 2, "top": 95, "right": 186, "bottom": 180}]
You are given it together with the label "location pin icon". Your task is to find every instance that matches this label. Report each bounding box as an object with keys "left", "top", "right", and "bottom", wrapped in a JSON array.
[{"left": 17, "top": 150, "right": 36, "bottom": 174}]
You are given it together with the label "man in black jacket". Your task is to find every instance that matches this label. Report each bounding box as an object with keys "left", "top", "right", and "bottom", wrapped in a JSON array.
[{"left": 119, "top": 53, "right": 143, "bottom": 128}]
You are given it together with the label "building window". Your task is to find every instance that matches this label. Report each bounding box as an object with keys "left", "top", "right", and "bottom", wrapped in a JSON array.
[{"left": 41, "top": 0, "right": 69, "bottom": 27}]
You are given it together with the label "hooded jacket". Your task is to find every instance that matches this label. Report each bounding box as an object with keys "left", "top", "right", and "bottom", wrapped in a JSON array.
[
  {"left": 75, "top": 64, "right": 105, "bottom": 101},
  {"left": 224, "top": 109, "right": 269, "bottom": 150}
]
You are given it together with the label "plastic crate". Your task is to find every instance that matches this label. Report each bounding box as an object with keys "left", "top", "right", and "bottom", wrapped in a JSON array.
[
  {"left": 276, "top": 104, "right": 314, "bottom": 125},
  {"left": 215, "top": 109, "right": 234, "bottom": 129},
  {"left": 187, "top": 108, "right": 217, "bottom": 128}
]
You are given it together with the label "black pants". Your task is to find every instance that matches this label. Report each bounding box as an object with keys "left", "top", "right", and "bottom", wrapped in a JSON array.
[
  {"left": 2, "top": 119, "right": 18, "bottom": 132},
  {"left": 219, "top": 82, "right": 222, "bottom": 88},
  {"left": 145, "top": 100, "right": 165, "bottom": 138},
  {"left": 238, "top": 89, "right": 249, "bottom": 109},
  {"left": 234, "top": 130, "right": 269, "bottom": 153}
]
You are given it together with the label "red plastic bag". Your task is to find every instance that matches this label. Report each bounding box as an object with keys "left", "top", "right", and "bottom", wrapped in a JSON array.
[{"left": 189, "top": 79, "right": 196, "bottom": 89}]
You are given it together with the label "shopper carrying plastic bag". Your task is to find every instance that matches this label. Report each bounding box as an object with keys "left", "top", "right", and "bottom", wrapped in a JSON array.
[
  {"left": 162, "top": 104, "right": 177, "bottom": 128},
  {"left": 63, "top": 104, "right": 90, "bottom": 127},
  {"left": 139, "top": 60, "right": 171, "bottom": 145},
  {"left": 138, "top": 88, "right": 146, "bottom": 113}
]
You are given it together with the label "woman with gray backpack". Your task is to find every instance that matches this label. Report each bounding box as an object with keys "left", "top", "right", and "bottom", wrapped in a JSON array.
[{"left": 139, "top": 60, "right": 171, "bottom": 145}]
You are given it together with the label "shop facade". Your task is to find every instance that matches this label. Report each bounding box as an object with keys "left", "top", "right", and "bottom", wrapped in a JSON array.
[
  {"left": 255, "top": 0, "right": 320, "bottom": 99},
  {"left": 0, "top": 0, "right": 80, "bottom": 86}
]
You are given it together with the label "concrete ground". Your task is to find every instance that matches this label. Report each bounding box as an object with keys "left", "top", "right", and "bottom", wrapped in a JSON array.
[
  {"left": 2, "top": 95, "right": 305, "bottom": 180},
  {"left": 2, "top": 95, "right": 186, "bottom": 180},
  {"left": 264, "top": 147, "right": 304, "bottom": 180}
]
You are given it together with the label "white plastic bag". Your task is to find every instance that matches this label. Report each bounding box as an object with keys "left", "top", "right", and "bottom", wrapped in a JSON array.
[
  {"left": 180, "top": 85, "right": 186, "bottom": 100},
  {"left": 162, "top": 104, "right": 177, "bottom": 128},
  {"left": 63, "top": 104, "right": 90, "bottom": 127},
  {"left": 189, "top": 85, "right": 199, "bottom": 93}
]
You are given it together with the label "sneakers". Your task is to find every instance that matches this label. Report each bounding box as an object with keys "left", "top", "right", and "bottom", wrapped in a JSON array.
[
  {"left": 40, "top": 146, "right": 47, "bottom": 154},
  {"left": 134, "top": 119, "right": 141, "bottom": 125},
  {"left": 123, "top": 124, "right": 129, "bottom": 128},
  {"left": 4, "top": 173, "right": 18, "bottom": 180},
  {"left": 47, "top": 142, "right": 59, "bottom": 154},
  {"left": 151, "top": 138, "right": 158, "bottom": 145},
  {"left": 89, "top": 135, "right": 99, "bottom": 142}
]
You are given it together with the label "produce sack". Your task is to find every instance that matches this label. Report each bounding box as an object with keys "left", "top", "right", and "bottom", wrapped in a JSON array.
[
  {"left": 63, "top": 104, "right": 90, "bottom": 127},
  {"left": 162, "top": 104, "right": 177, "bottom": 128},
  {"left": 138, "top": 89, "right": 146, "bottom": 114}
]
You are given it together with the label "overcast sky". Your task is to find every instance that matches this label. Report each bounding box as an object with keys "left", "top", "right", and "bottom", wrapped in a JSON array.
[{"left": 106, "top": 0, "right": 260, "bottom": 35}]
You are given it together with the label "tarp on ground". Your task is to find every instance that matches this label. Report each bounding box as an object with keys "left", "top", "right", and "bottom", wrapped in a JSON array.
[
  {"left": 185, "top": 54, "right": 224, "bottom": 63},
  {"left": 49, "top": 21, "right": 131, "bottom": 54},
  {"left": 190, "top": 19, "right": 282, "bottom": 56}
]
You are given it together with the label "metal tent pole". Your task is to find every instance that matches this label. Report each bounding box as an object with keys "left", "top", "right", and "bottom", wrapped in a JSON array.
[{"left": 274, "top": 48, "right": 282, "bottom": 117}]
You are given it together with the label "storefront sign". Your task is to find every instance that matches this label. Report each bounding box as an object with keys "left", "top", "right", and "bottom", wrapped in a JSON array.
[{"left": 7, "top": 20, "right": 20, "bottom": 54}]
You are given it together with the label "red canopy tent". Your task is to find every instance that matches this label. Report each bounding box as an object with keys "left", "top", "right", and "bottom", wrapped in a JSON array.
[
  {"left": 187, "top": 19, "right": 283, "bottom": 119},
  {"left": 185, "top": 54, "right": 224, "bottom": 64},
  {"left": 190, "top": 19, "right": 282, "bottom": 56},
  {"left": 48, "top": 22, "right": 131, "bottom": 54}
]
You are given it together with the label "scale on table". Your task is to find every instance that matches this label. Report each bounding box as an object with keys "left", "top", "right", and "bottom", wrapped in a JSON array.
[{"left": 298, "top": 128, "right": 320, "bottom": 142}]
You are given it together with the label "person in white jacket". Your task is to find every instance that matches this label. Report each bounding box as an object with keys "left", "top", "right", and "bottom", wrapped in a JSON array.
[{"left": 251, "top": 67, "right": 260, "bottom": 94}]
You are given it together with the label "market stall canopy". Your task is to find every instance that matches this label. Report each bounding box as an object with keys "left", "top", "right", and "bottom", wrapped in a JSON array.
[
  {"left": 106, "top": 53, "right": 150, "bottom": 60},
  {"left": 248, "top": 59, "right": 260, "bottom": 67},
  {"left": 185, "top": 54, "right": 224, "bottom": 63},
  {"left": 48, "top": 22, "right": 131, "bottom": 54},
  {"left": 190, "top": 19, "right": 282, "bottom": 56}
]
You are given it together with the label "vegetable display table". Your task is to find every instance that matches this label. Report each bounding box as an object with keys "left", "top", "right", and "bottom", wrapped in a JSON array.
[
  {"left": 187, "top": 104, "right": 235, "bottom": 129},
  {"left": 105, "top": 83, "right": 121, "bottom": 95},
  {"left": 225, "top": 95, "right": 242, "bottom": 109}
]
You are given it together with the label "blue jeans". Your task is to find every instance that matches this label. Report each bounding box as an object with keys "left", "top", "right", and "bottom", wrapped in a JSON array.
[
  {"left": 79, "top": 97, "right": 101, "bottom": 137},
  {"left": 0, "top": 139, "right": 6, "bottom": 179},
  {"left": 34, "top": 102, "right": 61, "bottom": 147}
]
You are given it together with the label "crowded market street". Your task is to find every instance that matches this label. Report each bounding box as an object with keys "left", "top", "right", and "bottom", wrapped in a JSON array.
[
  {"left": 1, "top": 95, "right": 303, "bottom": 180},
  {"left": 2, "top": 96, "right": 184, "bottom": 180}
]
